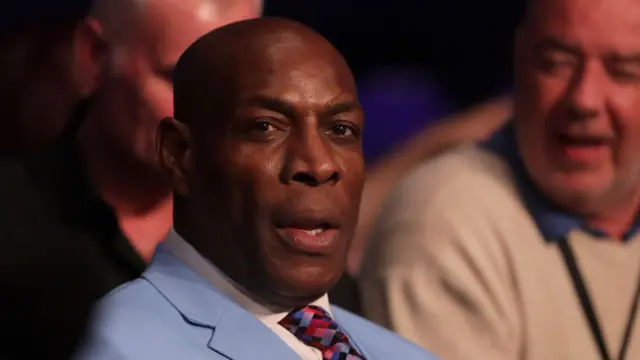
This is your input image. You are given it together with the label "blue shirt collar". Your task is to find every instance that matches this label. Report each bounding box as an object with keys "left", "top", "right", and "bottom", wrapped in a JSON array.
[{"left": 483, "top": 121, "right": 640, "bottom": 241}]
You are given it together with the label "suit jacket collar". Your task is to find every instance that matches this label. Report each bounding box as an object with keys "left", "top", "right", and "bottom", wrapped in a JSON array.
[
  {"left": 143, "top": 245, "right": 301, "bottom": 360},
  {"left": 143, "top": 244, "right": 375, "bottom": 359},
  {"left": 331, "top": 308, "right": 375, "bottom": 359}
]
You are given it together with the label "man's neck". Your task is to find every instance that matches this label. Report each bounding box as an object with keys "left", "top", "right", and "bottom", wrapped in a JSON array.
[
  {"left": 77, "top": 115, "right": 174, "bottom": 261},
  {"left": 586, "top": 187, "right": 640, "bottom": 240}
]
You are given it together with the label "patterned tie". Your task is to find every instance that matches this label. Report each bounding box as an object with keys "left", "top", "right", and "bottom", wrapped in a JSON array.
[{"left": 278, "top": 305, "right": 366, "bottom": 360}]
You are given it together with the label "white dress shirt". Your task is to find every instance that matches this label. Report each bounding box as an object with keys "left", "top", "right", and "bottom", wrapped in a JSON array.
[{"left": 164, "top": 228, "right": 330, "bottom": 360}]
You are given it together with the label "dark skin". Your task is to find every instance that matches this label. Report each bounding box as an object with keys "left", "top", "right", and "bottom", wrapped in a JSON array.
[{"left": 158, "top": 18, "right": 365, "bottom": 309}]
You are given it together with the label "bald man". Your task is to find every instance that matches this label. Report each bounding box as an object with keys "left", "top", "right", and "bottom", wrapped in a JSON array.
[
  {"left": 75, "top": 18, "right": 438, "bottom": 360},
  {"left": 0, "top": 0, "right": 259, "bottom": 358},
  {"left": 75, "top": 0, "right": 261, "bottom": 260}
]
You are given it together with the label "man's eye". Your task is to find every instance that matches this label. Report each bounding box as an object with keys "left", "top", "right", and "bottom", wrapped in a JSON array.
[
  {"left": 609, "top": 67, "right": 640, "bottom": 84},
  {"left": 538, "top": 52, "right": 577, "bottom": 75},
  {"left": 252, "top": 120, "right": 277, "bottom": 133},
  {"left": 330, "top": 123, "right": 359, "bottom": 138},
  {"left": 333, "top": 124, "right": 351, "bottom": 136}
]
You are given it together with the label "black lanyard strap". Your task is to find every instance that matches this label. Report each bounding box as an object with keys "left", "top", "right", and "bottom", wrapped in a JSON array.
[{"left": 558, "top": 238, "right": 640, "bottom": 360}]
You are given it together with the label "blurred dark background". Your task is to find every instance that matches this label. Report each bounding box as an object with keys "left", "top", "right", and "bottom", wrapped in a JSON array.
[{"left": 265, "top": 0, "right": 524, "bottom": 162}]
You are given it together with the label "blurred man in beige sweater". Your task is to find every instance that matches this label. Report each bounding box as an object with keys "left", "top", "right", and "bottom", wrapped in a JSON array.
[{"left": 360, "top": 0, "right": 640, "bottom": 359}]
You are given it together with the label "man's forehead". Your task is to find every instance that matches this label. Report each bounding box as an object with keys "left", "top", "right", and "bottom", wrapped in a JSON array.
[
  {"left": 230, "top": 45, "right": 355, "bottom": 99},
  {"left": 238, "top": 88, "right": 359, "bottom": 109},
  {"left": 528, "top": 0, "right": 640, "bottom": 53},
  {"left": 173, "top": 17, "right": 355, "bottom": 118}
]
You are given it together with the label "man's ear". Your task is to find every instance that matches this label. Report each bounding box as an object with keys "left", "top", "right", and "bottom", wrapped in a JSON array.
[
  {"left": 71, "top": 17, "right": 110, "bottom": 96},
  {"left": 157, "top": 117, "right": 192, "bottom": 196}
]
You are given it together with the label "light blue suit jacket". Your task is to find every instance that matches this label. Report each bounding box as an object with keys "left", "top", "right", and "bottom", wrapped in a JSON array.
[{"left": 75, "top": 245, "right": 437, "bottom": 360}]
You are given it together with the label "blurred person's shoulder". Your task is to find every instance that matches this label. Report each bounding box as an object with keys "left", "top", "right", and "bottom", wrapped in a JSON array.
[
  {"left": 366, "top": 144, "right": 527, "bottom": 268},
  {"left": 0, "top": 139, "right": 82, "bottom": 266},
  {"left": 389, "top": 143, "right": 519, "bottom": 210},
  {"left": 0, "top": 156, "right": 33, "bottom": 189},
  {"left": 0, "top": 156, "right": 43, "bottom": 248},
  {"left": 0, "top": 138, "right": 145, "bottom": 359},
  {"left": 0, "top": 155, "right": 49, "bottom": 224},
  {"left": 0, "top": 142, "right": 68, "bottom": 222},
  {"left": 0, "top": 136, "right": 99, "bottom": 271}
]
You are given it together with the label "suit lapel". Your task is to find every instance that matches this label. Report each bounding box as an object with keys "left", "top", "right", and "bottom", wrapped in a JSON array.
[
  {"left": 332, "top": 306, "right": 376, "bottom": 360},
  {"left": 143, "top": 246, "right": 299, "bottom": 360},
  {"left": 208, "top": 301, "right": 298, "bottom": 360}
]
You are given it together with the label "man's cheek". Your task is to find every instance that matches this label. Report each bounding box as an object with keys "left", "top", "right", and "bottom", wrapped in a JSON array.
[{"left": 143, "top": 77, "right": 175, "bottom": 119}]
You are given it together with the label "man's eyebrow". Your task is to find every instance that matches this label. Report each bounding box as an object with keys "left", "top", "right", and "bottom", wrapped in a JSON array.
[
  {"left": 241, "top": 95, "right": 362, "bottom": 118},
  {"left": 535, "top": 37, "right": 582, "bottom": 56},
  {"left": 322, "top": 101, "right": 362, "bottom": 117},
  {"left": 243, "top": 95, "right": 298, "bottom": 118},
  {"left": 607, "top": 52, "right": 640, "bottom": 63}
]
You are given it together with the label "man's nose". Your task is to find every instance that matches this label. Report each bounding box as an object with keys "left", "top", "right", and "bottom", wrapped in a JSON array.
[
  {"left": 566, "top": 63, "right": 605, "bottom": 120},
  {"left": 282, "top": 129, "right": 341, "bottom": 187}
]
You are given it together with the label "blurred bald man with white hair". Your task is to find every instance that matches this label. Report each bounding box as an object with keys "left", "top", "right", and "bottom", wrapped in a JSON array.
[
  {"left": 77, "top": 0, "right": 262, "bottom": 259},
  {"left": 0, "top": 0, "right": 260, "bottom": 358}
]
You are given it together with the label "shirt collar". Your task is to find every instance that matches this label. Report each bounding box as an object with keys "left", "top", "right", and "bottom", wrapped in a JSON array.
[
  {"left": 163, "top": 228, "right": 332, "bottom": 324},
  {"left": 483, "top": 121, "right": 640, "bottom": 241}
]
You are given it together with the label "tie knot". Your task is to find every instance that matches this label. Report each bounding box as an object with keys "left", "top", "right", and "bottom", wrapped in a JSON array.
[
  {"left": 281, "top": 305, "right": 336, "bottom": 331},
  {"left": 278, "top": 305, "right": 365, "bottom": 359}
]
